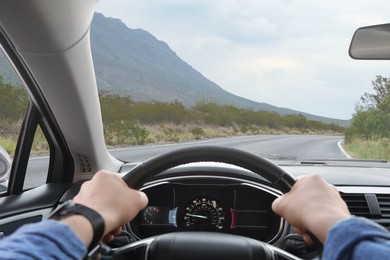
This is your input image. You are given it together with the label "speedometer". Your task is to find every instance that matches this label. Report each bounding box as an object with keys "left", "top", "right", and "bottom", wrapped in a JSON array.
[{"left": 182, "top": 196, "right": 225, "bottom": 230}]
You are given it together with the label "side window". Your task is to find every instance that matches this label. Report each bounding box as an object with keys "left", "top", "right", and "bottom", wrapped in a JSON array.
[
  {"left": 24, "top": 125, "right": 50, "bottom": 190},
  {"left": 0, "top": 48, "right": 50, "bottom": 193}
]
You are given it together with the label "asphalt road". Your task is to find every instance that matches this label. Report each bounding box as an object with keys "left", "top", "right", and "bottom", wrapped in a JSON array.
[
  {"left": 110, "top": 134, "right": 346, "bottom": 163},
  {"left": 23, "top": 135, "right": 346, "bottom": 188}
]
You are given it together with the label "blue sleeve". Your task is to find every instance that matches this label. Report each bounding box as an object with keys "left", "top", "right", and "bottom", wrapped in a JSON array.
[
  {"left": 0, "top": 220, "right": 87, "bottom": 259},
  {"left": 323, "top": 217, "right": 390, "bottom": 260}
]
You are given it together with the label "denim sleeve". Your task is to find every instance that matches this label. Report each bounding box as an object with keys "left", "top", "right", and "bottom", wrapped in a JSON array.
[
  {"left": 323, "top": 217, "right": 390, "bottom": 260},
  {"left": 0, "top": 220, "right": 87, "bottom": 259}
]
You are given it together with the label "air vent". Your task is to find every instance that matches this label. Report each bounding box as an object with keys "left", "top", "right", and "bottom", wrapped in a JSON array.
[
  {"left": 341, "top": 193, "right": 390, "bottom": 231},
  {"left": 74, "top": 153, "right": 92, "bottom": 173},
  {"left": 377, "top": 194, "right": 390, "bottom": 218},
  {"left": 340, "top": 193, "right": 371, "bottom": 217}
]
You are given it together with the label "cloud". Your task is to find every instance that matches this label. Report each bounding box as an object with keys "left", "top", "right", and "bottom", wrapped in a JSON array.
[{"left": 96, "top": 0, "right": 390, "bottom": 120}]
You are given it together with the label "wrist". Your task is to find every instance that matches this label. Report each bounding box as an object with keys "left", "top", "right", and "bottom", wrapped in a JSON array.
[
  {"left": 48, "top": 200, "right": 105, "bottom": 251},
  {"left": 308, "top": 212, "right": 351, "bottom": 243},
  {"left": 61, "top": 215, "right": 94, "bottom": 246}
]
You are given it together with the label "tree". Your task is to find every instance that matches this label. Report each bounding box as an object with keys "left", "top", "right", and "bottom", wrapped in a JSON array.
[
  {"left": 361, "top": 75, "right": 390, "bottom": 110},
  {"left": 347, "top": 75, "right": 390, "bottom": 140}
]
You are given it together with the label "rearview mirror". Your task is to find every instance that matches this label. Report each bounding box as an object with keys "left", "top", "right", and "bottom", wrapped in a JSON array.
[
  {"left": 349, "top": 23, "right": 390, "bottom": 60},
  {"left": 0, "top": 146, "right": 11, "bottom": 184}
]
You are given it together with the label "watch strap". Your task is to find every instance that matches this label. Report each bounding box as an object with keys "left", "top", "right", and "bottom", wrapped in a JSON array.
[
  {"left": 49, "top": 201, "right": 105, "bottom": 251},
  {"left": 67, "top": 204, "right": 105, "bottom": 251}
]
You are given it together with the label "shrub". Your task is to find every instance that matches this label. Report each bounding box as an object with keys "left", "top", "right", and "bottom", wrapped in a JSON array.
[{"left": 190, "top": 127, "right": 204, "bottom": 139}]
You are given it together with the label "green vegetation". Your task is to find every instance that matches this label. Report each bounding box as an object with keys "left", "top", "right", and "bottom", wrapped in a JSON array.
[
  {"left": 0, "top": 76, "right": 28, "bottom": 121},
  {"left": 344, "top": 138, "right": 390, "bottom": 161},
  {"left": 0, "top": 77, "right": 27, "bottom": 154},
  {"left": 99, "top": 92, "right": 344, "bottom": 147},
  {"left": 344, "top": 75, "right": 390, "bottom": 160},
  {"left": 0, "top": 135, "right": 17, "bottom": 155},
  {"left": 0, "top": 77, "right": 344, "bottom": 156},
  {"left": 0, "top": 77, "right": 49, "bottom": 155}
]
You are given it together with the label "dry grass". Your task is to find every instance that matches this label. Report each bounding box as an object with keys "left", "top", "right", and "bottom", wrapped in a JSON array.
[
  {"left": 0, "top": 136, "right": 17, "bottom": 155},
  {"left": 343, "top": 138, "right": 390, "bottom": 161},
  {"left": 140, "top": 123, "right": 342, "bottom": 145},
  {"left": 1, "top": 122, "right": 344, "bottom": 154}
]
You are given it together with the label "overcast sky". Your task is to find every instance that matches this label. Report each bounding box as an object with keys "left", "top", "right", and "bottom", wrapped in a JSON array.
[{"left": 96, "top": 0, "right": 390, "bottom": 120}]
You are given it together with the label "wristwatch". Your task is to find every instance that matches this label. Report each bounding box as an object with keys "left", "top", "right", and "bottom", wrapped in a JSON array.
[{"left": 48, "top": 200, "right": 105, "bottom": 251}]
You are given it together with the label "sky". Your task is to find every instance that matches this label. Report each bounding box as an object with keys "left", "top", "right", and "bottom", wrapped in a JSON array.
[{"left": 96, "top": 0, "right": 390, "bottom": 120}]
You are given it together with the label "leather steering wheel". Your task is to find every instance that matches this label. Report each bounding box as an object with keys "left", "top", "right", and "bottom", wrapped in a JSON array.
[{"left": 116, "top": 145, "right": 299, "bottom": 260}]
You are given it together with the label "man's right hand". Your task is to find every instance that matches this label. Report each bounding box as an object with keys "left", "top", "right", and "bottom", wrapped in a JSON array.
[{"left": 272, "top": 174, "right": 351, "bottom": 244}]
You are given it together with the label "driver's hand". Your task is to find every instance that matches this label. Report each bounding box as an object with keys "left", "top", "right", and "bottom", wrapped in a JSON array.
[
  {"left": 272, "top": 174, "right": 350, "bottom": 244},
  {"left": 73, "top": 170, "right": 148, "bottom": 239}
]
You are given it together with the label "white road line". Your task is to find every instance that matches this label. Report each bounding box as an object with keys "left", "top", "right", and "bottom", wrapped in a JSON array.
[{"left": 337, "top": 140, "right": 352, "bottom": 159}]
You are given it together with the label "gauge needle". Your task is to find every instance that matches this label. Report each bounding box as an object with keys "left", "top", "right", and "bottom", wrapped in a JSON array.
[{"left": 186, "top": 213, "right": 208, "bottom": 219}]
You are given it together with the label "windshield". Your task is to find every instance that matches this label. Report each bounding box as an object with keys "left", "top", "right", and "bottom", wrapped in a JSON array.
[{"left": 89, "top": 1, "right": 390, "bottom": 163}]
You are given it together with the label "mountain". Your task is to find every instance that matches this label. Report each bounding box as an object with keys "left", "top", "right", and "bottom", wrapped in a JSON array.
[
  {"left": 91, "top": 13, "right": 246, "bottom": 106},
  {"left": 90, "top": 13, "right": 348, "bottom": 126}
]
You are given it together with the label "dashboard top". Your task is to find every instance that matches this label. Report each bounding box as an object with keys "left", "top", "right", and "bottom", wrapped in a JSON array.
[{"left": 121, "top": 160, "right": 390, "bottom": 187}]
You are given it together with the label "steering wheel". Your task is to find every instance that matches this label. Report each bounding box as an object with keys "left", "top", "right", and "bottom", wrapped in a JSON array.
[{"left": 115, "top": 145, "right": 299, "bottom": 260}]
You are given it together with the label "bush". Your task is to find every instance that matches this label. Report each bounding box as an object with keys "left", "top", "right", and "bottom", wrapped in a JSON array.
[
  {"left": 104, "top": 121, "right": 149, "bottom": 145},
  {"left": 346, "top": 76, "right": 390, "bottom": 142},
  {"left": 159, "top": 124, "right": 181, "bottom": 142},
  {"left": 0, "top": 136, "right": 16, "bottom": 155},
  {"left": 190, "top": 127, "right": 204, "bottom": 139}
]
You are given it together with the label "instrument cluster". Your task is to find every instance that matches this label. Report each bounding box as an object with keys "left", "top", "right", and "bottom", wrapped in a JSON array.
[{"left": 129, "top": 177, "right": 283, "bottom": 242}]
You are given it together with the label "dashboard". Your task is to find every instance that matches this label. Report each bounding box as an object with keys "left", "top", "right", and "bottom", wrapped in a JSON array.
[
  {"left": 129, "top": 175, "right": 283, "bottom": 243},
  {"left": 122, "top": 160, "right": 390, "bottom": 259}
]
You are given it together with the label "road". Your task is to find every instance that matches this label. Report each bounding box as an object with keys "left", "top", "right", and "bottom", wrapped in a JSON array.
[
  {"left": 24, "top": 135, "right": 346, "bottom": 188},
  {"left": 110, "top": 134, "right": 346, "bottom": 162}
]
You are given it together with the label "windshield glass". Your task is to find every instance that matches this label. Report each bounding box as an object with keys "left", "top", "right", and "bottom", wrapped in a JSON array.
[{"left": 92, "top": 1, "right": 390, "bottom": 162}]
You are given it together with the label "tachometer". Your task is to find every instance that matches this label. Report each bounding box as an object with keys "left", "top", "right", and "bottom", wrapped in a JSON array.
[
  {"left": 182, "top": 196, "right": 225, "bottom": 230},
  {"left": 141, "top": 206, "right": 178, "bottom": 227},
  {"left": 142, "top": 206, "right": 161, "bottom": 224}
]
